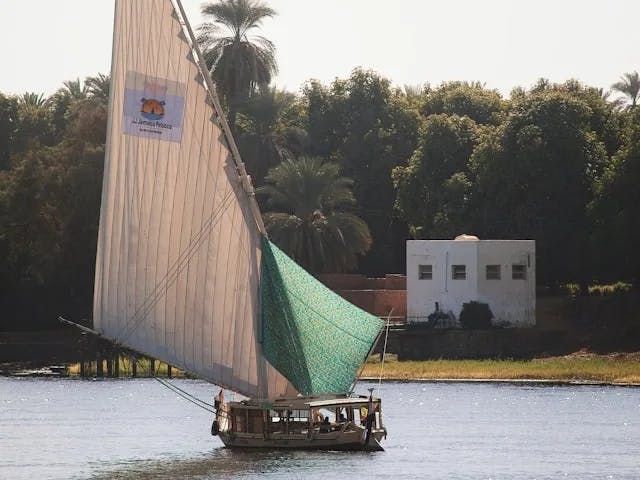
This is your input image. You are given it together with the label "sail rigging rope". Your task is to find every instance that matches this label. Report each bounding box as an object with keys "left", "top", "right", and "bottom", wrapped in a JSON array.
[
  {"left": 152, "top": 367, "right": 232, "bottom": 420},
  {"left": 153, "top": 376, "right": 218, "bottom": 414},
  {"left": 377, "top": 309, "right": 393, "bottom": 394},
  {"left": 113, "top": 187, "right": 237, "bottom": 344},
  {"left": 156, "top": 375, "right": 216, "bottom": 408},
  {"left": 117, "top": 352, "right": 230, "bottom": 418}
]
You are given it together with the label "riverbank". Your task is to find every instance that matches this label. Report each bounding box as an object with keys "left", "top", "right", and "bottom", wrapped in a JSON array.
[
  {"left": 3, "top": 351, "right": 639, "bottom": 385},
  {"left": 360, "top": 351, "right": 640, "bottom": 384},
  {"left": 2, "top": 330, "right": 639, "bottom": 384}
]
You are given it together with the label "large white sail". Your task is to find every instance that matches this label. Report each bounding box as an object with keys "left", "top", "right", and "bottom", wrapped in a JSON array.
[{"left": 93, "top": 0, "right": 293, "bottom": 398}]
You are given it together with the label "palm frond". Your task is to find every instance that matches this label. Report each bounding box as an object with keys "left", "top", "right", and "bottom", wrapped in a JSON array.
[
  {"left": 611, "top": 71, "right": 640, "bottom": 109},
  {"left": 19, "top": 92, "right": 48, "bottom": 108},
  {"left": 198, "top": 0, "right": 278, "bottom": 107},
  {"left": 85, "top": 74, "right": 110, "bottom": 102},
  {"left": 260, "top": 156, "right": 372, "bottom": 273}
]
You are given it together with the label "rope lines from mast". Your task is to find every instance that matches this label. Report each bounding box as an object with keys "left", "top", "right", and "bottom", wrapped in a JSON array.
[
  {"left": 113, "top": 188, "right": 236, "bottom": 344},
  {"left": 153, "top": 376, "right": 219, "bottom": 414},
  {"left": 377, "top": 309, "right": 393, "bottom": 394},
  {"left": 150, "top": 359, "right": 230, "bottom": 418},
  {"left": 112, "top": 352, "right": 230, "bottom": 418}
]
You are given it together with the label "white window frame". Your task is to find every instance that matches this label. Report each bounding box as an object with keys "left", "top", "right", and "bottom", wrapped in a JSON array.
[
  {"left": 452, "top": 264, "right": 466, "bottom": 280},
  {"left": 418, "top": 264, "right": 433, "bottom": 280},
  {"left": 486, "top": 264, "right": 501, "bottom": 280},
  {"left": 512, "top": 264, "right": 527, "bottom": 280}
]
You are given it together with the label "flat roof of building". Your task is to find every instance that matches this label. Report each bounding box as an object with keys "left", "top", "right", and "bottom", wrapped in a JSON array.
[{"left": 407, "top": 239, "right": 535, "bottom": 243}]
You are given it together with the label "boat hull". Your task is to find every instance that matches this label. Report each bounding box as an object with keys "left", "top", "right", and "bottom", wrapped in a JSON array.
[{"left": 218, "top": 428, "right": 385, "bottom": 451}]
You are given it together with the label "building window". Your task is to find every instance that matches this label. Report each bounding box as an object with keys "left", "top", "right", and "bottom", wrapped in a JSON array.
[
  {"left": 452, "top": 265, "right": 466, "bottom": 280},
  {"left": 418, "top": 264, "right": 433, "bottom": 280},
  {"left": 486, "top": 265, "right": 501, "bottom": 280},
  {"left": 512, "top": 264, "right": 527, "bottom": 280}
]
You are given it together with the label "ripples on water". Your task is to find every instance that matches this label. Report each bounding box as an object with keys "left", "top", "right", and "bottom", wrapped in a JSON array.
[{"left": 1, "top": 378, "right": 639, "bottom": 479}]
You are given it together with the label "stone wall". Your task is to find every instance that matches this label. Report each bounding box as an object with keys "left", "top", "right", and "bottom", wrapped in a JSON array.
[
  {"left": 382, "top": 328, "right": 572, "bottom": 360},
  {"left": 318, "top": 273, "right": 407, "bottom": 322},
  {"left": 337, "top": 289, "right": 406, "bottom": 318},
  {"left": 318, "top": 273, "right": 406, "bottom": 291},
  {"left": 377, "top": 292, "right": 640, "bottom": 360}
]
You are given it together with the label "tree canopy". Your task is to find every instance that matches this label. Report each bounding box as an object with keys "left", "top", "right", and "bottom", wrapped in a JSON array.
[
  {"left": 611, "top": 71, "right": 640, "bottom": 110},
  {"left": 197, "top": 0, "right": 277, "bottom": 128},
  {"left": 301, "top": 69, "right": 420, "bottom": 275},
  {"left": 258, "top": 157, "right": 372, "bottom": 274},
  {"left": 393, "top": 114, "right": 480, "bottom": 239},
  {"left": 1, "top": 28, "right": 640, "bottom": 330}
]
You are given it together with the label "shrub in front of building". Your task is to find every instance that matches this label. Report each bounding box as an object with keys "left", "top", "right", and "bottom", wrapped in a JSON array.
[
  {"left": 588, "top": 282, "right": 632, "bottom": 296},
  {"left": 560, "top": 282, "right": 633, "bottom": 297},
  {"left": 459, "top": 301, "right": 493, "bottom": 329}
]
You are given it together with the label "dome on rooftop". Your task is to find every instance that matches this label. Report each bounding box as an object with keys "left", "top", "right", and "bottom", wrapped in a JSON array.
[{"left": 454, "top": 234, "right": 479, "bottom": 241}]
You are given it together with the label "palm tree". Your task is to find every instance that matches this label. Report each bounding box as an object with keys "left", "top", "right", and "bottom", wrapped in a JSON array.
[
  {"left": 19, "top": 92, "right": 48, "bottom": 108},
  {"left": 597, "top": 88, "right": 626, "bottom": 111},
  {"left": 15, "top": 93, "right": 53, "bottom": 149},
  {"left": 50, "top": 79, "right": 89, "bottom": 136},
  {"left": 257, "top": 157, "right": 372, "bottom": 274},
  {"left": 85, "top": 74, "right": 110, "bottom": 103},
  {"left": 197, "top": 0, "right": 277, "bottom": 128},
  {"left": 236, "top": 87, "right": 307, "bottom": 184},
  {"left": 59, "top": 79, "right": 88, "bottom": 101},
  {"left": 611, "top": 71, "right": 640, "bottom": 110}
]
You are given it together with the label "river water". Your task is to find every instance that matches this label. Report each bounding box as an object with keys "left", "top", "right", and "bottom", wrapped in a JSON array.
[{"left": 1, "top": 378, "right": 638, "bottom": 479}]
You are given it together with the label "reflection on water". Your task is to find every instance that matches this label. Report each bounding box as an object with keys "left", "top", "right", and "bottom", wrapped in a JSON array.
[
  {"left": 1, "top": 378, "right": 639, "bottom": 480},
  {"left": 90, "top": 448, "right": 377, "bottom": 480}
]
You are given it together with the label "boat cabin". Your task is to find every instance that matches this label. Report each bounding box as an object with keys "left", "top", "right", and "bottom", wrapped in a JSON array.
[{"left": 226, "top": 394, "right": 384, "bottom": 436}]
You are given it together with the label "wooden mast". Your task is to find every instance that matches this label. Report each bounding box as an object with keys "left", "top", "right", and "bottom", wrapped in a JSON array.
[{"left": 171, "top": 0, "right": 267, "bottom": 237}]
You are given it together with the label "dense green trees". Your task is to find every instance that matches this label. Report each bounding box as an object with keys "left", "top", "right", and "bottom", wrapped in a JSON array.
[
  {"left": 301, "top": 69, "right": 420, "bottom": 275},
  {"left": 590, "top": 109, "right": 640, "bottom": 281},
  {"left": 393, "top": 78, "right": 631, "bottom": 285},
  {"left": 470, "top": 85, "right": 608, "bottom": 284},
  {"left": 393, "top": 114, "right": 480, "bottom": 239},
  {"left": 2, "top": 61, "right": 640, "bottom": 329},
  {"left": 0, "top": 77, "right": 106, "bottom": 330},
  {"left": 420, "top": 81, "right": 505, "bottom": 125},
  {"left": 258, "top": 157, "right": 372, "bottom": 273},
  {"left": 0, "top": 93, "right": 19, "bottom": 169},
  {"left": 235, "top": 87, "right": 305, "bottom": 185}
]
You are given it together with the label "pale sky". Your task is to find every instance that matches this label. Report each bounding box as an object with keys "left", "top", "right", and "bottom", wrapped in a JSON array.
[{"left": 1, "top": 0, "right": 638, "bottom": 98}]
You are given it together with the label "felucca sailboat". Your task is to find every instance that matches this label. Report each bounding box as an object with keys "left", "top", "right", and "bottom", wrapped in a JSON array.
[{"left": 81, "top": 0, "right": 386, "bottom": 451}]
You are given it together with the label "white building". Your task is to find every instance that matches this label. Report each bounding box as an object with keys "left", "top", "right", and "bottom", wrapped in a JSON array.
[{"left": 407, "top": 235, "right": 536, "bottom": 327}]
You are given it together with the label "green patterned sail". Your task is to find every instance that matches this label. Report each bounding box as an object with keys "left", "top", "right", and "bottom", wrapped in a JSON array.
[{"left": 260, "top": 238, "right": 384, "bottom": 395}]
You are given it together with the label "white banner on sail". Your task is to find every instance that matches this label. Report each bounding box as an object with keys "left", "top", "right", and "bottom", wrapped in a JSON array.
[{"left": 123, "top": 71, "right": 186, "bottom": 142}]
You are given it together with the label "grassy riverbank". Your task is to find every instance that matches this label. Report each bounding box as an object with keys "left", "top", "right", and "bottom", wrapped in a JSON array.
[{"left": 361, "top": 352, "right": 640, "bottom": 384}]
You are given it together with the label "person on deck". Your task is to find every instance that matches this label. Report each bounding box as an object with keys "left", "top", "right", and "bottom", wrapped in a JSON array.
[
  {"left": 214, "top": 389, "right": 223, "bottom": 409},
  {"left": 365, "top": 394, "right": 376, "bottom": 443},
  {"left": 319, "top": 416, "right": 331, "bottom": 433},
  {"left": 312, "top": 408, "right": 324, "bottom": 425}
]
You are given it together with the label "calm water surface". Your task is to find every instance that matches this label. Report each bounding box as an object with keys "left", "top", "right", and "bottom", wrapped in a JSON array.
[{"left": 1, "top": 378, "right": 639, "bottom": 479}]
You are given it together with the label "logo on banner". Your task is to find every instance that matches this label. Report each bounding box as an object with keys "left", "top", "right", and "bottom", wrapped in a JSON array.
[
  {"left": 123, "top": 72, "right": 185, "bottom": 143},
  {"left": 140, "top": 98, "right": 166, "bottom": 121}
]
